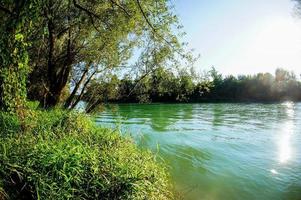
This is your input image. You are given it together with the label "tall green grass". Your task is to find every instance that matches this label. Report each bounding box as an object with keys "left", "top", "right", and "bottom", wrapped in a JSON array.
[{"left": 0, "top": 109, "right": 173, "bottom": 199}]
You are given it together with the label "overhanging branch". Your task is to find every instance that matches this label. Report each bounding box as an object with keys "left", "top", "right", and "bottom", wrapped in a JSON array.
[
  {"left": 135, "top": 0, "right": 186, "bottom": 58},
  {"left": 72, "top": 0, "right": 111, "bottom": 32}
]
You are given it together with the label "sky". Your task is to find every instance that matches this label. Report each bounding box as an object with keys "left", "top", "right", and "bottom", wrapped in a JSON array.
[{"left": 173, "top": 0, "right": 301, "bottom": 76}]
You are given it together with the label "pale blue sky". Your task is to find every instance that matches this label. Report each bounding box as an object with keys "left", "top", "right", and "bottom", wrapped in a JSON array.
[{"left": 173, "top": 0, "right": 301, "bottom": 76}]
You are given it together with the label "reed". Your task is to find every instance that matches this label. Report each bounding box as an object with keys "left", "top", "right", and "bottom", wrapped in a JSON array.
[{"left": 0, "top": 109, "right": 172, "bottom": 200}]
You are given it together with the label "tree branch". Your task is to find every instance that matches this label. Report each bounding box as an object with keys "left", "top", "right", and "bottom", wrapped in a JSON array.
[
  {"left": 109, "top": 0, "right": 131, "bottom": 17},
  {"left": 64, "top": 64, "right": 90, "bottom": 108},
  {"left": 128, "top": 66, "right": 158, "bottom": 97},
  {"left": 136, "top": 0, "right": 156, "bottom": 31},
  {"left": 72, "top": 0, "right": 99, "bottom": 18},
  {"left": 135, "top": 0, "right": 186, "bottom": 58},
  {"left": 72, "top": 0, "right": 111, "bottom": 32},
  {"left": 69, "top": 69, "right": 97, "bottom": 110}
]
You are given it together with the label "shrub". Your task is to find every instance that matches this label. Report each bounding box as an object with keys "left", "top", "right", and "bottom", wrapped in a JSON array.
[{"left": 0, "top": 110, "right": 172, "bottom": 200}]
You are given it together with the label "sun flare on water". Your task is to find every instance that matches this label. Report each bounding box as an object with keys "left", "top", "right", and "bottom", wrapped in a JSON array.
[{"left": 278, "top": 101, "right": 295, "bottom": 164}]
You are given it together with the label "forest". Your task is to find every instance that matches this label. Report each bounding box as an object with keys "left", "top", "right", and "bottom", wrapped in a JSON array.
[{"left": 78, "top": 67, "right": 301, "bottom": 108}]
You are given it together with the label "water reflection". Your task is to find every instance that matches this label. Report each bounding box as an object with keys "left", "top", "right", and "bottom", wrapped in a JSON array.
[
  {"left": 149, "top": 105, "right": 179, "bottom": 131},
  {"left": 99, "top": 104, "right": 194, "bottom": 131},
  {"left": 270, "top": 169, "right": 278, "bottom": 174},
  {"left": 97, "top": 103, "right": 301, "bottom": 200},
  {"left": 278, "top": 102, "right": 294, "bottom": 163},
  {"left": 212, "top": 104, "right": 224, "bottom": 127},
  {"left": 279, "top": 122, "right": 293, "bottom": 163}
]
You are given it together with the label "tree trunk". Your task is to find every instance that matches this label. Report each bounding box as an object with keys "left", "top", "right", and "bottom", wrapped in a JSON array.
[
  {"left": 69, "top": 70, "right": 97, "bottom": 109},
  {"left": 0, "top": 1, "right": 30, "bottom": 112},
  {"left": 44, "top": 0, "right": 73, "bottom": 108},
  {"left": 64, "top": 65, "right": 89, "bottom": 109}
]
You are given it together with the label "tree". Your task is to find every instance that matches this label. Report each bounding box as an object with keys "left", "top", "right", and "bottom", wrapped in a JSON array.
[{"left": 25, "top": 0, "right": 192, "bottom": 110}]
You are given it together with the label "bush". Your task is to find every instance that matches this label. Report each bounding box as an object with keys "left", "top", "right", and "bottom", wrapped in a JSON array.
[{"left": 0, "top": 109, "right": 172, "bottom": 200}]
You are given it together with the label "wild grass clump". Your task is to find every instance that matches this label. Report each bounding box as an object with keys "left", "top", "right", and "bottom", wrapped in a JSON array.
[{"left": 0, "top": 109, "right": 173, "bottom": 200}]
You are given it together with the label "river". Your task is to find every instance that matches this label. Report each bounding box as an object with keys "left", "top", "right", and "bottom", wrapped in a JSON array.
[{"left": 96, "top": 102, "right": 301, "bottom": 200}]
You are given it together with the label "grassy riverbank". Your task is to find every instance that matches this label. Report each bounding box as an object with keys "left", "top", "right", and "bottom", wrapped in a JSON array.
[{"left": 0, "top": 108, "right": 173, "bottom": 200}]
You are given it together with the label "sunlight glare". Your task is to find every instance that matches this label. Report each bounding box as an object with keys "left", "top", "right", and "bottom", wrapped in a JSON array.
[
  {"left": 278, "top": 102, "right": 294, "bottom": 163},
  {"left": 270, "top": 169, "right": 278, "bottom": 175}
]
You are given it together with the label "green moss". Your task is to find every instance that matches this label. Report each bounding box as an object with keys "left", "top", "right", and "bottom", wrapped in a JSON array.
[{"left": 0, "top": 109, "right": 173, "bottom": 200}]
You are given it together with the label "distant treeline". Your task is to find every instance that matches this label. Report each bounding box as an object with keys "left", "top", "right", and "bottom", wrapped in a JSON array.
[{"left": 83, "top": 67, "right": 301, "bottom": 107}]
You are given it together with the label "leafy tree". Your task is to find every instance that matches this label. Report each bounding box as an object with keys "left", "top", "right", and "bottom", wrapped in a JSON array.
[{"left": 25, "top": 0, "right": 192, "bottom": 110}]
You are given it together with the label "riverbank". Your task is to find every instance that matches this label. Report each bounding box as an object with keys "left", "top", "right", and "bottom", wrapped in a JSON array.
[{"left": 0, "top": 108, "right": 173, "bottom": 199}]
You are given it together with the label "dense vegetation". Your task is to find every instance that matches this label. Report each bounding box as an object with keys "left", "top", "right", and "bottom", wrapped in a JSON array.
[
  {"left": 82, "top": 67, "right": 301, "bottom": 106},
  {"left": 0, "top": 0, "right": 194, "bottom": 112},
  {"left": 0, "top": 107, "right": 173, "bottom": 199},
  {"left": 0, "top": 1, "right": 185, "bottom": 199}
]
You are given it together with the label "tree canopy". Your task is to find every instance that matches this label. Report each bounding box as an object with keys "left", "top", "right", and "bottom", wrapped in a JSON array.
[
  {"left": 0, "top": 0, "right": 194, "bottom": 112},
  {"left": 82, "top": 67, "right": 301, "bottom": 108}
]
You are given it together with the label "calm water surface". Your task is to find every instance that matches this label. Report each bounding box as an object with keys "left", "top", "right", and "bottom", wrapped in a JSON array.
[{"left": 96, "top": 102, "right": 301, "bottom": 200}]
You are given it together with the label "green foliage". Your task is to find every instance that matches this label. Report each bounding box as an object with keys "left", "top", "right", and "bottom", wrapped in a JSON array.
[
  {"left": 0, "top": 112, "right": 20, "bottom": 136},
  {"left": 0, "top": 1, "right": 40, "bottom": 112},
  {"left": 24, "top": 0, "right": 193, "bottom": 108},
  {"left": 83, "top": 66, "right": 209, "bottom": 104},
  {"left": 83, "top": 67, "right": 301, "bottom": 105},
  {"left": 0, "top": 109, "right": 173, "bottom": 199},
  {"left": 0, "top": 23, "right": 29, "bottom": 112},
  {"left": 202, "top": 68, "right": 301, "bottom": 102}
]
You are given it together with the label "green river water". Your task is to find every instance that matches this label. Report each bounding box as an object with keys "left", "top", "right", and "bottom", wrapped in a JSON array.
[{"left": 96, "top": 102, "right": 301, "bottom": 200}]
